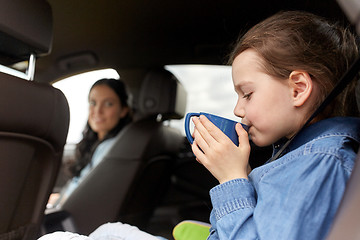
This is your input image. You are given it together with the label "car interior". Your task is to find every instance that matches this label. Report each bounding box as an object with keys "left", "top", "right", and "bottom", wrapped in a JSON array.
[
  {"left": 0, "top": 0, "right": 360, "bottom": 239},
  {"left": 44, "top": 68, "right": 188, "bottom": 235}
]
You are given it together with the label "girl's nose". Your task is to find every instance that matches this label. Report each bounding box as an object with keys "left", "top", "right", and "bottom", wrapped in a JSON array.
[{"left": 234, "top": 100, "right": 245, "bottom": 118}]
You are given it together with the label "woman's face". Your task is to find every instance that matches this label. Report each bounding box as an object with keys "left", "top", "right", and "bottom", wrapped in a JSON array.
[{"left": 88, "top": 84, "right": 128, "bottom": 140}]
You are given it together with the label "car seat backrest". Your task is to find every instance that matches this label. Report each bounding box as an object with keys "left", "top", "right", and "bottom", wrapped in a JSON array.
[
  {"left": 59, "top": 68, "right": 187, "bottom": 235},
  {"left": 0, "top": 1, "right": 70, "bottom": 239},
  {"left": 0, "top": 72, "right": 70, "bottom": 240}
]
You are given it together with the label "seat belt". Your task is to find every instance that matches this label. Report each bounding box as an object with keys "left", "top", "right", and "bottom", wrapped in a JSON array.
[{"left": 270, "top": 56, "right": 360, "bottom": 162}]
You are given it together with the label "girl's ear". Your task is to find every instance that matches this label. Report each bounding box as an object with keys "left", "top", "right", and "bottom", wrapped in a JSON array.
[{"left": 289, "top": 70, "right": 313, "bottom": 107}]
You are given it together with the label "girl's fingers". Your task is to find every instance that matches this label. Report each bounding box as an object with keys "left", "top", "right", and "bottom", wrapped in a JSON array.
[
  {"left": 191, "top": 119, "right": 251, "bottom": 183},
  {"left": 192, "top": 117, "right": 213, "bottom": 150},
  {"left": 195, "top": 115, "right": 231, "bottom": 145},
  {"left": 192, "top": 128, "right": 208, "bottom": 152},
  {"left": 236, "top": 123, "right": 251, "bottom": 151},
  {"left": 191, "top": 139, "right": 205, "bottom": 161}
]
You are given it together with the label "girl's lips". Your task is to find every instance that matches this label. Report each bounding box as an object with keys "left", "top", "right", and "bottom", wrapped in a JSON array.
[
  {"left": 241, "top": 123, "right": 250, "bottom": 132},
  {"left": 245, "top": 125, "right": 253, "bottom": 136}
]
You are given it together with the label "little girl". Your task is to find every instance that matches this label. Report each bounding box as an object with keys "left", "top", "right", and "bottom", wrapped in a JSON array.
[{"left": 191, "top": 11, "right": 360, "bottom": 240}]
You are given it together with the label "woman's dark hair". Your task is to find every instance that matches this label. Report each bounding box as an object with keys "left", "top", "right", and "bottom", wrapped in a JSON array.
[
  {"left": 228, "top": 11, "right": 359, "bottom": 119},
  {"left": 70, "top": 78, "right": 132, "bottom": 177}
]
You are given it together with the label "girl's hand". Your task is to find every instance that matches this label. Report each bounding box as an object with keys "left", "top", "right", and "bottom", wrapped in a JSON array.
[{"left": 191, "top": 115, "right": 251, "bottom": 184}]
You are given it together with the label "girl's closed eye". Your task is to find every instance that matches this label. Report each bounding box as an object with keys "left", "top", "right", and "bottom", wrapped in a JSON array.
[{"left": 243, "top": 92, "right": 252, "bottom": 100}]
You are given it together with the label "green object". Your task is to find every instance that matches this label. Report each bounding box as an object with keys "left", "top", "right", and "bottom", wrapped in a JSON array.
[{"left": 172, "top": 220, "right": 211, "bottom": 240}]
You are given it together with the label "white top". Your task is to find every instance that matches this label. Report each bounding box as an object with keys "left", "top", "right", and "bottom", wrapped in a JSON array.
[{"left": 38, "top": 222, "right": 163, "bottom": 240}]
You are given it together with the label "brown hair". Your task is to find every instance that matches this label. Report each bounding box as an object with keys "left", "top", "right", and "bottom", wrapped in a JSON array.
[{"left": 229, "top": 11, "right": 359, "bottom": 118}]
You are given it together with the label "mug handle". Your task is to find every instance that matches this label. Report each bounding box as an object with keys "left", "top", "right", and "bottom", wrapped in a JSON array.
[{"left": 184, "top": 112, "right": 200, "bottom": 144}]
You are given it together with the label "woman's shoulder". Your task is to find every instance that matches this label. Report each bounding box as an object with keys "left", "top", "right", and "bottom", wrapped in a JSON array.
[{"left": 91, "top": 137, "right": 118, "bottom": 166}]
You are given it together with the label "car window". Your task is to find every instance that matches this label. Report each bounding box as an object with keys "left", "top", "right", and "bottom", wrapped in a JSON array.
[
  {"left": 165, "top": 65, "right": 238, "bottom": 135},
  {"left": 53, "top": 65, "right": 238, "bottom": 144}
]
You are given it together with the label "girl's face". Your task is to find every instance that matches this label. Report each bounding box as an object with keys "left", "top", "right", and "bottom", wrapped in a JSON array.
[
  {"left": 88, "top": 84, "right": 128, "bottom": 140},
  {"left": 232, "top": 49, "right": 301, "bottom": 147}
]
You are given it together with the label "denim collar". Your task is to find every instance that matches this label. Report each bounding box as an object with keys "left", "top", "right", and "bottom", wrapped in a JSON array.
[{"left": 271, "top": 117, "right": 360, "bottom": 161}]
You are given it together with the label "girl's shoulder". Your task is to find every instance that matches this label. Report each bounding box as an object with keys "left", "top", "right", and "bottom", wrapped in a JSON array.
[{"left": 250, "top": 123, "right": 359, "bottom": 184}]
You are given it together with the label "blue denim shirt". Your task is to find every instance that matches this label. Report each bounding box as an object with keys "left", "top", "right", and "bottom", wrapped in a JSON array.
[{"left": 208, "top": 117, "right": 360, "bottom": 240}]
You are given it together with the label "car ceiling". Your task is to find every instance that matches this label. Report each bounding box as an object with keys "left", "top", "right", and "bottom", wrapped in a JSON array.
[{"left": 35, "top": 0, "right": 350, "bottom": 85}]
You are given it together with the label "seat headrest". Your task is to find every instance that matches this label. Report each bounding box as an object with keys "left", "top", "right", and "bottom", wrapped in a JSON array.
[
  {"left": 0, "top": 0, "right": 52, "bottom": 65},
  {"left": 138, "top": 69, "right": 187, "bottom": 120}
]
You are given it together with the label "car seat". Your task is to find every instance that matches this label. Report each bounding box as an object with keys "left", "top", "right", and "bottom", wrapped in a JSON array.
[
  {"left": 0, "top": 72, "right": 70, "bottom": 240},
  {"left": 44, "top": 68, "right": 187, "bottom": 235},
  {"left": 0, "top": 1, "right": 70, "bottom": 239}
]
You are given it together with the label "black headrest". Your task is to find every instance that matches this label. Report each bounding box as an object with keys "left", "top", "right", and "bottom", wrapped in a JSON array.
[
  {"left": 0, "top": 0, "right": 53, "bottom": 65},
  {"left": 138, "top": 69, "right": 187, "bottom": 120}
]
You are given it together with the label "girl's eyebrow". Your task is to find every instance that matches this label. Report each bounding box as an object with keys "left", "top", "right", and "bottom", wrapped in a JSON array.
[
  {"left": 234, "top": 84, "right": 242, "bottom": 93},
  {"left": 234, "top": 80, "right": 253, "bottom": 92}
]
